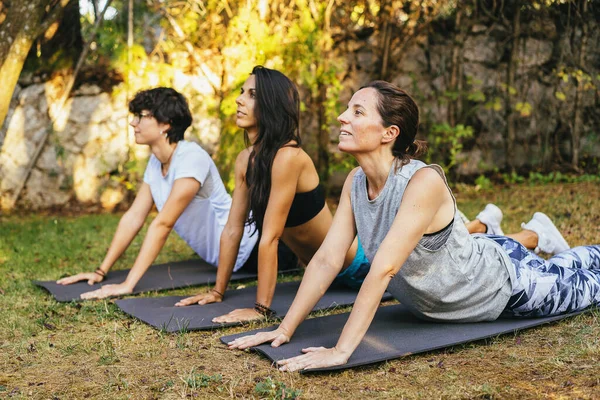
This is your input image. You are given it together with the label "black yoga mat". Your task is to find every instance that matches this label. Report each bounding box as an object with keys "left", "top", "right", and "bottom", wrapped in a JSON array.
[
  {"left": 220, "top": 303, "right": 584, "bottom": 373},
  {"left": 116, "top": 281, "right": 392, "bottom": 332},
  {"left": 34, "top": 259, "right": 298, "bottom": 302}
]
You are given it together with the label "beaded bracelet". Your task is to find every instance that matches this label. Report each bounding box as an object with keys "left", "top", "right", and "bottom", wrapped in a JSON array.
[
  {"left": 94, "top": 269, "right": 106, "bottom": 278},
  {"left": 254, "top": 302, "right": 276, "bottom": 318}
]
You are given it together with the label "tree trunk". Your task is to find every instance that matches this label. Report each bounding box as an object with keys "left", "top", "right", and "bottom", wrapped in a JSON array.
[
  {"left": 571, "top": 0, "right": 588, "bottom": 170},
  {"left": 316, "top": 0, "right": 335, "bottom": 182},
  {"left": 505, "top": 1, "right": 520, "bottom": 172},
  {"left": 0, "top": 0, "right": 70, "bottom": 129},
  {"left": 379, "top": 0, "right": 392, "bottom": 80},
  {"left": 448, "top": 6, "right": 465, "bottom": 127},
  {"left": 27, "top": 0, "right": 83, "bottom": 70}
]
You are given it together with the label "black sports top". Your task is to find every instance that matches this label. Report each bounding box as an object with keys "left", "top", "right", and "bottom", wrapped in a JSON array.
[{"left": 285, "top": 184, "right": 326, "bottom": 227}]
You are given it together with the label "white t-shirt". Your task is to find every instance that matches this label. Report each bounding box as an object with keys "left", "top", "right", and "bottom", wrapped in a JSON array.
[{"left": 143, "top": 140, "right": 257, "bottom": 271}]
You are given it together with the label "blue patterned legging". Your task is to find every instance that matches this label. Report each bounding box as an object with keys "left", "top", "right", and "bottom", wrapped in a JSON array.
[{"left": 485, "top": 235, "right": 600, "bottom": 318}]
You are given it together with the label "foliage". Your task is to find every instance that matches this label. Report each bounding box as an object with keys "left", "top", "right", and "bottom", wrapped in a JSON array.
[
  {"left": 474, "top": 174, "right": 493, "bottom": 191},
  {"left": 525, "top": 171, "right": 600, "bottom": 185},
  {"left": 254, "top": 377, "right": 302, "bottom": 400},
  {"left": 425, "top": 123, "right": 474, "bottom": 174},
  {"left": 182, "top": 369, "right": 222, "bottom": 389}
]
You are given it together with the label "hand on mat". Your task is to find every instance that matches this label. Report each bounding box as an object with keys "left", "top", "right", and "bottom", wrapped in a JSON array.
[
  {"left": 80, "top": 283, "right": 132, "bottom": 300},
  {"left": 57, "top": 272, "right": 103, "bottom": 286},
  {"left": 174, "top": 291, "right": 222, "bottom": 307},
  {"left": 212, "top": 308, "right": 262, "bottom": 324},
  {"left": 227, "top": 328, "right": 291, "bottom": 350},
  {"left": 277, "top": 346, "right": 349, "bottom": 372}
]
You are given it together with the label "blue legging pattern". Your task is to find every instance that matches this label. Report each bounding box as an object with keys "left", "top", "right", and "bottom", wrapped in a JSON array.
[{"left": 486, "top": 235, "right": 600, "bottom": 317}]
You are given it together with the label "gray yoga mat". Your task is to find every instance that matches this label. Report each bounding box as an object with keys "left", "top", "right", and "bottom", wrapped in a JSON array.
[
  {"left": 220, "top": 303, "right": 585, "bottom": 373},
  {"left": 34, "top": 259, "right": 298, "bottom": 302},
  {"left": 116, "top": 281, "right": 392, "bottom": 332}
]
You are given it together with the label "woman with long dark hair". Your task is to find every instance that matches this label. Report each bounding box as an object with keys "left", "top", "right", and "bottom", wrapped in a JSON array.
[
  {"left": 226, "top": 81, "right": 600, "bottom": 370},
  {"left": 175, "top": 66, "right": 367, "bottom": 322}
]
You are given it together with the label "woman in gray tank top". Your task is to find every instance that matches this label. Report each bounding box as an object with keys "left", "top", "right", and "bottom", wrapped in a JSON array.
[{"left": 227, "top": 81, "right": 600, "bottom": 371}]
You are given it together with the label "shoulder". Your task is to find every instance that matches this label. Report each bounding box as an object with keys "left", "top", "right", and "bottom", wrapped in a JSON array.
[
  {"left": 346, "top": 166, "right": 363, "bottom": 182},
  {"left": 176, "top": 140, "right": 208, "bottom": 158},
  {"left": 272, "top": 145, "right": 305, "bottom": 167},
  {"left": 147, "top": 153, "right": 160, "bottom": 167},
  {"left": 234, "top": 147, "right": 252, "bottom": 172},
  {"left": 175, "top": 141, "right": 212, "bottom": 166},
  {"left": 408, "top": 166, "right": 446, "bottom": 191},
  {"left": 342, "top": 167, "right": 363, "bottom": 193}
]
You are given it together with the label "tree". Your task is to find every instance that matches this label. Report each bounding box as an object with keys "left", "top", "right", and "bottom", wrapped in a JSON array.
[{"left": 0, "top": 0, "right": 71, "bottom": 129}]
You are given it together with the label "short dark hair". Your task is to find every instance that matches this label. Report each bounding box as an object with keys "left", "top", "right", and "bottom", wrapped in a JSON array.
[
  {"left": 361, "top": 81, "right": 427, "bottom": 166},
  {"left": 129, "top": 87, "right": 193, "bottom": 143}
]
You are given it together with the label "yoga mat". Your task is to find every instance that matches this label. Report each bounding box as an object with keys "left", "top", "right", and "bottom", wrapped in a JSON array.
[
  {"left": 116, "top": 281, "right": 392, "bottom": 332},
  {"left": 34, "top": 259, "right": 298, "bottom": 302},
  {"left": 220, "top": 303, "right": 585, "bottom": 373}
]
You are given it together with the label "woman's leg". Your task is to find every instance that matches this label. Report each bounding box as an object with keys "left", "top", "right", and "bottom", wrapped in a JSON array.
[{"left": 492, "top": 236, "right": 600, "bottom": 317}]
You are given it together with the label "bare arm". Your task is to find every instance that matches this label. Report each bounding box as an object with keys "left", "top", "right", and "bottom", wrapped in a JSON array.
[
  {"left": 255, "top": 148, "right": 304, "bottom": 307},
  {"left": 56, "top": 183, "right": 154, "bottom": 285},
  {"left": 175, "top": 150, "right": 252, "bottom": 307},
  {"left": 278, "top": 168, "right": 452, "bottom": 371},
  {"left": 80, "top": 178, "right": 200, "bottom": 299},
  {"left": 212, "top": 148, "right": 303, "bottom": 323},
  {"left": 228, "top": 168, "right": 359, "bottom": 348}
]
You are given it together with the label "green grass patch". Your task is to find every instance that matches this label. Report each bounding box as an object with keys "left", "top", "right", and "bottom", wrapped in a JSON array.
[{"left": 0, "top": 182, "right": 599, "bottom": 398}]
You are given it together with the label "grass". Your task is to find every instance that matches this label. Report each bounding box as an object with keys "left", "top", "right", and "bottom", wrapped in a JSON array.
[{"left": 1, "top": 182, "right": 599, "bottom": 399}]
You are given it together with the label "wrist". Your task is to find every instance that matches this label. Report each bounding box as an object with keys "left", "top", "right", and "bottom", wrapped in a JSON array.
[
  {"left": 93, "top": 269, "right": 106, "bottom": 280},
  {"left": 210, "top": 288, "right": 224, "bottom": 299},
  {"left": 277, "top": 324, "right": 294, "bottom": 338},
  {"left": 254, "top": 301, "right": 276, "bottom": 318},
  {"left": 333, "top": 345, "right": 353, "bottom": 359}
]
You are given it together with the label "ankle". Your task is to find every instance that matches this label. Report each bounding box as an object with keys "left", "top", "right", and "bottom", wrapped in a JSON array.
[
  {"left": 467, "top": 220, "right": 488, "bottom": 234},
  {"left": 521, "top": 229, "right": 539, "bottom": 249}
]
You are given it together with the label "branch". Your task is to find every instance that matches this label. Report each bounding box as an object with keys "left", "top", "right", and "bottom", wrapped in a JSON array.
[{"left": 34, "top": 0, "right": 71, "bottom": 38}]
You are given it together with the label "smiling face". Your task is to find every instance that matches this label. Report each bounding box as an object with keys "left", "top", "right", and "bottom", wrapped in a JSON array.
[
  {"left": 129, "top": 110, "right": 170, "bottom": 145},
  {"left": 235, "top": 75, "right": 258, "bottom": 134},
  {"left": 337, "top": 88, "right": 396, "bottom": 155}
]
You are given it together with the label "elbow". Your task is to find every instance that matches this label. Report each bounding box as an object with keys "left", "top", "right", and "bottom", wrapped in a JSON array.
[
  {"left": 371, "top": 263, "right": 400, "bottom": 284},
  {"left": 150, "top": 217, "right": 175, "bottom": 236},
  {"left": 258, "top": 234, "right": 280, "bottom": 254},
  {"left": 120, "top": 210, "right": 145, "bottom": 230},
  {"left": 221, "top": 223, "right": 244, "bottom": 243}
]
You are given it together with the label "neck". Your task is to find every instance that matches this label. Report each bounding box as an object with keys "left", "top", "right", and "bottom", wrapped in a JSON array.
[
  {"left": 151, "top": 140, "right": 177, "bottom": 165},
  {"left": 246, "top": 127, "right": 258, "bottom": 146},
  {"left": 354, "top": 150, "right": 396, "bottom": 198}
]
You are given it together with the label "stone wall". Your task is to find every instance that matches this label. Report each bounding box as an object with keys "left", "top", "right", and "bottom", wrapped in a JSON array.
[
  {"left": 0, "top": 80, "right": 130, "bottom": 210},
  {"left": 1, "top": 10, "right": 598, "bottom": 210},
  {"left": 334, "top": 19, "right": 600, "bottom": 176}
]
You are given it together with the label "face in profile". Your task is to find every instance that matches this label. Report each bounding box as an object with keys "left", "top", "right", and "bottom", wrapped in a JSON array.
[
  {"left": 337, "top": 88, "right": 388, "bottom": 154},
  {"left": 130, "top": 110, "right": 169, "bottom": 145},
  {"left": 235, "top": 75, "right": 258, "bottom": 133}
]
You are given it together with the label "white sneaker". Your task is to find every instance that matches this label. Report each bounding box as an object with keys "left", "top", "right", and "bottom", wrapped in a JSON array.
[
  {"left": 521, "top": 212, "right": 570, "bottom": 255},
  {"left": 475, "top": 204, "right": 504, "bottom": 235}
]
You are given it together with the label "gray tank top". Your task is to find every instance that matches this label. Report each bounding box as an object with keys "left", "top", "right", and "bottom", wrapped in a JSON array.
[{"left": 351, "top": 160, "right": 515, "bottom": 322}]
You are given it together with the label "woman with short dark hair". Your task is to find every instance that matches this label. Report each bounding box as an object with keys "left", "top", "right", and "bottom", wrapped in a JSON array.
[{"left": 57, "top": 87, "right": 258, "bottom": 298}]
